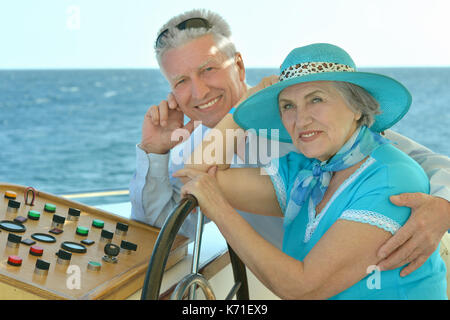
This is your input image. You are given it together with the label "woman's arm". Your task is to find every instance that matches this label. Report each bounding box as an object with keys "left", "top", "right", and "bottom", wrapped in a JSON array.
[
  {"left": 384, "top": 129, "right": 450, "bottom": 200},
  {"left": 180, "top": 169, "right": 392, "bottom": 299},
  {"left": 179, "top": 168, "right": 393, "bottom": 299},
  {"left": 174, "top": 167, "right": 282, "bottom": 217},
  {"left": 219, "top": 209, "right": 392, "bottom": 299},
  {"left": 184, "top": 113, "right": 242, "bottom": 172},
  {"left": 377, "top": 130, "right": 450, "bottom": 276}
]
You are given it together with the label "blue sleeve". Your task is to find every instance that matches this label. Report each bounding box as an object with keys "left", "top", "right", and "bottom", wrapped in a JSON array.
[
  {"left": 338, "top": 159, "right": 430, "bottom": 234},
  {"left": 266, "top": 152, "right": 311, "bottom": 214}
]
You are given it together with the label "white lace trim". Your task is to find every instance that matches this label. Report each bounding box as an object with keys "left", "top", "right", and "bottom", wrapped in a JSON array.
[
  {"left": 303, "top": 157, "right": 376, "bottom": 243},
  {"left": 269, "top": 171, "right": 287, "bottom": 213},
  {"left": 339, "top": 209, "right": 401, "bottom": 234}
]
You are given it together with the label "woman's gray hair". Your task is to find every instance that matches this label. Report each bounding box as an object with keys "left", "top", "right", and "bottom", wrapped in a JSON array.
[
  {"left": 155, "top": 9, "right": 237, "bottom": 65},
  {"left": 333, "top": 81, "right": 381, "bottom": 128}
]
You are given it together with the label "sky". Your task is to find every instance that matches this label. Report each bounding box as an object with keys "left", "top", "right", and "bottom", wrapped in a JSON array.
[{"left": 1, "top": 0, "right": 450, "bottom": 69}]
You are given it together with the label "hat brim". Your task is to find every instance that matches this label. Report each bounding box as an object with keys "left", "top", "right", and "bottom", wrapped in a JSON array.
[{"left": 234, "top": 71, "right": 411, "bottom": 143}]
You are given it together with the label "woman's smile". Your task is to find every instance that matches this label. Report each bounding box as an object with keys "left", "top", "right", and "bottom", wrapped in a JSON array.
[{"left": 298, "top": 130, "right": 323, "bottom": 142}]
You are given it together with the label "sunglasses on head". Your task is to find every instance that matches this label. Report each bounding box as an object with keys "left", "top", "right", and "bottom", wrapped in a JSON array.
[{"left": 155, "top": 17, "right": 212, "bottom": 48}]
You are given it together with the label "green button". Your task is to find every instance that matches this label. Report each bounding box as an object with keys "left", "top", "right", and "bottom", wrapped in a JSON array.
[
  {"left": 92, "top": 219, "right": 104, "bottom": 229},
  {"left": 76, "top": 226, "right": 89, "bottom": 236},
  {"left": 28, "top": 210, "right": 41, "bottom": 220},
  {"left": 44, "top": 203, "right": 56, "bottom": 213},
  {"left": 87, "top": 261, "right": 101, "bottom": 271}
]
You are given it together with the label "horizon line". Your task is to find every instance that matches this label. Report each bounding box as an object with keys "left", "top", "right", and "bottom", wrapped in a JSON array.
[{"left": 1, "top": 65, "right": 450, "bottom": 71}]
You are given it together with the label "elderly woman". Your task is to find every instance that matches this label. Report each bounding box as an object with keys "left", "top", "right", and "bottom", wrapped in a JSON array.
[{"left": 174, "top": 43, "right": 447, "bottom": 299}]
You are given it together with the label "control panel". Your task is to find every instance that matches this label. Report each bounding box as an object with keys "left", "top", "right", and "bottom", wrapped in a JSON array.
[{"left": 0, "top": 183, "right": 189, "bottom": 299}]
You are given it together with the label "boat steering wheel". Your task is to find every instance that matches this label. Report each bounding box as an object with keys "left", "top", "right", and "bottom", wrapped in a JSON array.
[{"left": 141, "top": 194, "right": 249, "bottom": 300}]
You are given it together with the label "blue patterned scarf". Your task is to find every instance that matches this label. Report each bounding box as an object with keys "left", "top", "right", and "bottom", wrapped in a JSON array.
[{"left": 287, "top": 126, "right": 388, "bottom": 225}]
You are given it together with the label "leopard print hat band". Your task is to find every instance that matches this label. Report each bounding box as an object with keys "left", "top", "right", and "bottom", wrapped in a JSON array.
[{"left": 279, "top": 62, "right": 355, "bottom": 82}]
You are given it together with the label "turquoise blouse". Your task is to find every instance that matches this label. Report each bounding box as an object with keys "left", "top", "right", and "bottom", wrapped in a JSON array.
[{"left": 268, "top": 143, "right": 447, "bottom": 299}]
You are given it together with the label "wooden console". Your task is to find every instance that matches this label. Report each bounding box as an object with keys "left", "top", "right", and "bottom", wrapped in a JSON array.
[{"left": 0, "top": 183, "right": 189, "bottom": 299}]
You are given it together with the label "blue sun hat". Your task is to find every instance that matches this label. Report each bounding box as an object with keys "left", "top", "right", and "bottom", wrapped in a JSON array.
[{"left": 233, "top": 43, "right": 412, "bottom": 143}]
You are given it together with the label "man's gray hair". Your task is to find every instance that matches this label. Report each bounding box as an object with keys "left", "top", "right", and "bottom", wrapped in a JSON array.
[
  {"left": 333, "top": 81, "right": 381, "bottom": 128},
  {"left": 155, "top": 9, "right": 237, "bottom": 65}
]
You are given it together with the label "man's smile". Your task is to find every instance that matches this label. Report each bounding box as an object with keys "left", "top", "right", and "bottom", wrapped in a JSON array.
[{"left": 195, "top": 96, "right": 222, "bottom": 110}]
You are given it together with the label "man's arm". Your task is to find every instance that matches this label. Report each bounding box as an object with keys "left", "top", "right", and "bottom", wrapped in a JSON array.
[
  {"left": 130, "top": 146, "right": 178, "bottom": 226},
  {"left": 377, "top": 129, "right": 450, "bottom": 276},
  {"left": 129, "top": 144, "right": 203, "bottom": 239},
  {"left": 129, "top": 97, "right": 199, "bottom": 239},
  {"left": 384, "top": 129, "right": 450, "bottom": 200}
]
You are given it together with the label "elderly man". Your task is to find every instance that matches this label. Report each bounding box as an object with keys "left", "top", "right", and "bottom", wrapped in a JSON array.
[{"left": 130, "top": 9, "right": 450, "bottom": 277}]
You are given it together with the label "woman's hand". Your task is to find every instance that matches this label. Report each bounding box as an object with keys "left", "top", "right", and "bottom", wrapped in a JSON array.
[{"left": 173, "top": 166, "right": 233, "bottom": 222}]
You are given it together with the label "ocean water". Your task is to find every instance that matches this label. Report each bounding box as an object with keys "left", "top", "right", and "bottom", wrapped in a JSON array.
[{"left": 0, "top": 68, "right": 449, "bottom": 203}]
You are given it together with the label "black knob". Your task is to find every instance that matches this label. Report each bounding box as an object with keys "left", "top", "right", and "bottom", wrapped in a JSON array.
[
  {"left": 56, "top": 249, "right": 72, "bottom": 261},
  {"left": 52, "top": 214, "right": 66, "bottom": 224},
  {"left": 101, "top": 229, "right": 114, "bottom": 240},
  {"left": 116, "top": 222, "right": 128, "bottom": 232},
  {"left": 8, "top": 233, "right": 21, "bottom": 244},
  {"left": 8, "top": 200, "right": 20, "bottom": 209},
  {"left": 36, "top": 259, "right": 50, "bottom": 271},
  {"left": 104, "top": 243, "right": 120, "bottom": 257},
  {"left": 120, "top": 240, "right": 137, "bottom": 251},
  {"left": 68, "top": 208, "right": 80, "bottom": 216}
]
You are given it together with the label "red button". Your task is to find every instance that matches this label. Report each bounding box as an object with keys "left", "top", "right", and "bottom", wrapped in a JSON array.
[
  {"left": 29, "top": 245, "right": 44, "bottom": 256},
  {"left": 7, "top": 255, "right": 22, "bottom": 266}
]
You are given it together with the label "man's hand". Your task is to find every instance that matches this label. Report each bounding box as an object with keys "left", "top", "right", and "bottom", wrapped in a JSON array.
[
  {"left": 377, "top": 193, "right": 450, "bottom": 277},
  {"left": 140, "top": 93, "right": 196, "bottom": 154}
]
